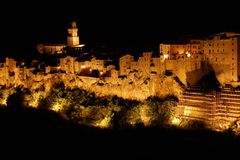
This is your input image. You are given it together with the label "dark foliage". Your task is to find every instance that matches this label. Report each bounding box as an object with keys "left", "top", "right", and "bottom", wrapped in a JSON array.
[
  {"left": 0, "top": 106, "right": 239, "bottom": 159},
  {"left": 1, "top": 84, "right": 240, "bottom": 159},
  {"left": 7, "top": 87, "right": 25, "bottom": 109},
  {"left": 182, "top": 119, "right": 207, "bottom": 130}
]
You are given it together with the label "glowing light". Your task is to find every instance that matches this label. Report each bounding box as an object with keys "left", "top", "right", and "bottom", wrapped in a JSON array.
[
  {"left": 171, "top": 117, "right": 181, "bottom": 125},
  {"left": 75, "top": 44, "right": 85, "bottom": 47},
  {"left": 81, "top": 65, "right": 86, "bottom": 69},
  {"left": 100, "top": 71, "right": 103, "bottom": 75},
  {"left": 186, "top": 51, "right": 191, "bottom": 58},
  {"left": 52, "top": 103, "right": 62, "bottom": 112},
  {"left": 96, "top": 116, "right": 112, "bottom": 128},
  {"left": 163, "top": 54, "right": 169, "bottom": 59},
  {"left": 130, "top": 121, "right": 134, "bottom": 125},
  {"left": 0, "top": 90, "right": 10, "bottom": 106},
  {"left": 57, "top": 66, "right": 61, "bottom": 70},
  {"left": 29, "top": 99, "right": 39, "bottom": 108},
  {"left": 51, "top": 99, "right": 69, "bottom": 112},
  {"left": 139, "top": 105, "right": 151, "bottom": 126},
  {"left": 183, "top": 107, "right": 192, "bottom": 116},
  {"left": 0, "top": 98, "right": 7, "bottom": 106}
]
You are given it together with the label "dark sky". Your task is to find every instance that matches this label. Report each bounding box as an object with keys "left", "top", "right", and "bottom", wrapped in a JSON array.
[{"left": 0, "top": 1, "right": 239, "bottom": 57}]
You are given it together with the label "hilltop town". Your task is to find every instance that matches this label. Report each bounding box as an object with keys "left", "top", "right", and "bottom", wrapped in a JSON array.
[
  {"left": 1, "top": 22, "right": 240, "bottom": 132},
  {"left": 2, "top": 22, "right": 240, "bottom": 90}
]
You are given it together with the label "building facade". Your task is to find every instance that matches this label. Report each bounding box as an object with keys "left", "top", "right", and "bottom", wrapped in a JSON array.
[
  {"left": 160, "top": 39, "right": 202, "bottom": 56},
  {"left": 119, "top": 54, "right": 134, "bottom": 76},
  {"left": 201, "top": 32, "right": 240, "bottom": 83},
  {"left": 159, "top": 32, "right": 240, "bottom": 85}
]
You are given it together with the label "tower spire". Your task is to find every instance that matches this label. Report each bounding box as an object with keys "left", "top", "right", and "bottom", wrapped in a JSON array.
[{"left": 67, "top": 21, "right": 80, "bottom": 46}]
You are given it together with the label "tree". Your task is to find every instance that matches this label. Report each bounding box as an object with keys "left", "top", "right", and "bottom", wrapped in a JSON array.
[
  {"left": 7, "top": 87, "right": 25, "bottom": 108},
  {"left": 158, "top": 96, "right": 178, "bottom": 124},
  {"left": 179, "top": 119, "right": 206, "bottom": 130}
]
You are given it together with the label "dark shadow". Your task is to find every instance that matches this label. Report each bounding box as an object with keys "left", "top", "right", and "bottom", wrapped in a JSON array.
[
  {"left": 193, "top": 62, "right": 221, "bottom": 91},
  {"left": 196, "top": 70, "right": 221, "bottom": 91},
  {"left": 7, "top": 87, "right": 25, "bottom": 109}
]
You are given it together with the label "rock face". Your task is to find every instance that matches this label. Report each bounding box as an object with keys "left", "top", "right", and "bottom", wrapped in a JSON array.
[
  {"left": 7, "top": 72, "right": 184, "bottom": 101},
  {"left": 33, "top": 72, "right": 184, "bottom": 101}
]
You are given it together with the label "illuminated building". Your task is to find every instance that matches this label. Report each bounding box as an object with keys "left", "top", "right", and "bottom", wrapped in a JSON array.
[
  {"left": 37, "top": 44, "right": 66, "bottom": 54},
  {"left": 202, "top": 32, "right": 240, "bottom": 83},
  {"left": 160, "top": 39, "right": 202, "bottom": 56},
  {"left": 67, "top": 21, "right": 80, "bottom": 47},
  {"left": 37, "top": 21, "right": 85, "bottom": 55},
  {"left": 119, "top": 54, "right": 134, "bottom": 76},
  {"left": 159, "top": 32, "right": 240, "bottom": 85}
]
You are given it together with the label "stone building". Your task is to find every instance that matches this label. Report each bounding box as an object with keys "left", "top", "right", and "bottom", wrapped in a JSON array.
[
  {"left": 37, "top": 44, "right": 66, "bottom": 54},
  {"left": 119, "top": 54, "right": 134, "bottom": 76},
  {"left": 5, "top": 57, "right": 17, "bottom": 72},
  {"left": 163, "top": 52, "right": 203, "bottom": 85},
  {"left": 106, "top": 69, "right": 119, "bottom": 78},
  {"left": 119, "top": 52, "right": 165, "bottom": 77},
  {"left": 160, "top": 39, "right": 202, "bottom": 56},
  {"left": 137, "top": 52, "right": 153, "bottom": 75},
  {"left": 37, "top": 21, "right": 85, "bottom": 55},
  {"left": 119, "top": 51, "right": 202, "bottom": 85},
  {"left": 159, "top": 32, "right": 240, "bottom": 85},
  {"left": 59, "top": 56, "right": 76, "bottom": 74},
  {"left": 0, "top": 58, "right": 34, "bottom": 87},
  {"left": 201, "top": 32, "right": 240, "bottom": 84},
  {"left": 67, "top": 21, "right": 80, "bottom": 47},
  {"left": 85, "top": 57, "right": 105, "bottom": 72},
  {"left": 60, "top": 56, "right": 108, "bottom": 77}
]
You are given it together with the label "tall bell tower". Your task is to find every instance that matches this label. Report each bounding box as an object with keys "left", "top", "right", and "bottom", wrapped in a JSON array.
[{"left": 67, "top": 21, "right": 80, "bottom": 46}]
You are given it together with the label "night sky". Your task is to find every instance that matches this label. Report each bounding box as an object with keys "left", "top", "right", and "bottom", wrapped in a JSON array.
[{"left": 0, "top": 1, "right": 239, "bottom": 58}]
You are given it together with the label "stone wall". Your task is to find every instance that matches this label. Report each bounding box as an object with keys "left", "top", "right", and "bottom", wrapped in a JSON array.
[
  {"left": 177, "top": 87, "right": 240, "bottom": 131},
  {"left": 5, "top": 72, "right": 184, "bottom": 101},
  {"left": 62, "top": 72, "right": 184, "bottom": 100}
]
